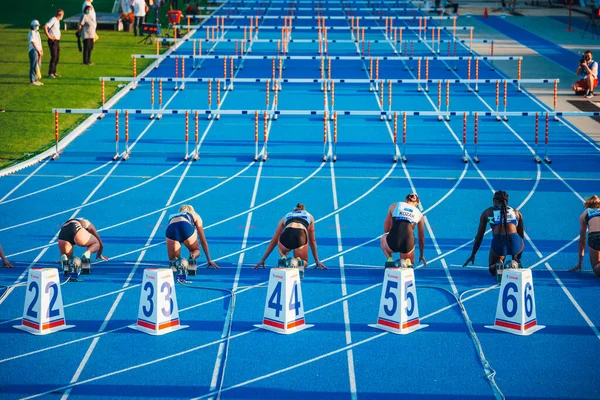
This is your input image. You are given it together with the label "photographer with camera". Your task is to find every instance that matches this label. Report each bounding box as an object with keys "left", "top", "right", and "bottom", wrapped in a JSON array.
[{"left": 573, "top": 50, "right": 598, "bottom": 99}]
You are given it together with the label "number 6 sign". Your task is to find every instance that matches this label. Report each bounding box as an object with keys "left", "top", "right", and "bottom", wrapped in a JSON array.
[
  {"left": 369, "top": 268, "right": 427, "bottom": 335},
  {"left": 14, "top": 268, "right": 74, "bottom": 335},
  {"left": 485, "top": 269, "right": 545, "bottom": 336},
  {"left": 130, "top": 269, "right": 187, "bottom": 335}
]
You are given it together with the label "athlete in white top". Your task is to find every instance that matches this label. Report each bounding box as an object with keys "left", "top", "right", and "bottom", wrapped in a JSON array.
[
  {"left": 255, "top": 203, "right": 326, "bottom": 270},
  {"left": 570, "top": 195, "right": 600, "bottom": 276},
  {"left": 380, "top": 193, "right": 426, "bottom": 266}
]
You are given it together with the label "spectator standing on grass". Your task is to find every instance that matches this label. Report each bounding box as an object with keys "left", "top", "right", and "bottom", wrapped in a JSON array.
[
  {"left": 131, "top": 0, "right": 148, "bottom": 36},
  {"left": 82, "top": 0, "right": 97, "bottom": 22},
  {"left": 78, "top": 6, "right": 96, "bottom": 65},
  {"left": 44, "top": 9, "right": 64, "bottom": 79},
  {"left": 28, "top": 20, "right": 44, "bottom": 86}
]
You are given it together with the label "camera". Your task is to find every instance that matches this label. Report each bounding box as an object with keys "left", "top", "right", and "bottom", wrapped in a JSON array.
[{"left": 581, "top": 58, "right": 586, "bottom": 65}]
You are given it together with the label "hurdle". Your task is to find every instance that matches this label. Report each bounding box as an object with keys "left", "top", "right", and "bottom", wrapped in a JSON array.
[
  {"left": 183, "top": 110, "right": 189, "bottom": 161},
  {"left": 113, "top": 110, "right": 119, "bottom": 161},
  {"left": 52, "top": 109, "right": 60, "bottom": 160},
  {"left": 123, "top": 110, "right": 130, "bottom": 161}
]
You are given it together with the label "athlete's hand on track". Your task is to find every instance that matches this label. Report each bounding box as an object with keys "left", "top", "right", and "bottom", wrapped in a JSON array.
[
  {"left": 314, "top": 261, "right": 327, "bottom": 270},
  {"left": 206, "top": 260, "right": 220, "bottom": 269},
  {"left": 254, "top": 260, "right": 266, "bottom": 270},
  {"left": 462, "top": 256, "right": 475, "bottom": 267},
  {"left": 568, "top": 264, "right": 582, "bottom": 272},
  {"left": 418, "top": 255, "right": 427, "bottom": 267}
]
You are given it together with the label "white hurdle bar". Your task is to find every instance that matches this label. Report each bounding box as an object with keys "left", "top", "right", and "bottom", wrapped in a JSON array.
[
  {"left": 173, "top": 24, "right": 475, "bottom": 32},
  {"left": 132, "top": 54, "right": 522, "bottom": 62},
  {"left": 157, "top": 38, "right": 492, "bottom": 45}
]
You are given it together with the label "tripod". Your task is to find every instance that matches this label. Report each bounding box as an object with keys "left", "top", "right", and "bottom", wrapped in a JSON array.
[
  {"left": 138, "top": 33, "right": 155, "bottom": 45},
  {"left": 582, "top": 7, "right": 599, "bottom": 39}
]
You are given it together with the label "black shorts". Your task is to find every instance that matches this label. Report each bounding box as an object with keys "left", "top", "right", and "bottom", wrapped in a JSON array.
[
  {"left": 279, "top": 227, "right": 307, "bottom": 250},
  {"left": 58, "top": 221, "right": 82, "bottom": 245},
  {"left": 588, "top": 231, "right": 600, "bottom": 252},
  {"left": 386, "top": 221, "right": 415, "bottom": 254}
]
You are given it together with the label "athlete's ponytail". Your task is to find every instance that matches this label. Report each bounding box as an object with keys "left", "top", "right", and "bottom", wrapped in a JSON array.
[
  {"left": 494, "top": 190, "right": 511, "bottom": 252},
  {"left": 294, "top": 203, "right": 305, "bottom": 211}
]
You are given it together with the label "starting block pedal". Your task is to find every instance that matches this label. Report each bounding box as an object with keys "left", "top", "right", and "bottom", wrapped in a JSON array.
[
  {"left": 13, "top": 268, "right": 74, "bottom": 335},
  {"left": 187, "top": 257, "right": 197, "bottom": 276},
  {"left": 81, "top": 256, "right": 91, "bottom": 275},
  {"left": 254, "top": 267, "right": 312, "bottom": 335},
  {"left": 385, "top": 259, "right": 413, "bottom": 269},
  {"left": 485, "top": 267, "right": 545, "bottom": 336},
  {"left": 130, "top": 268, "right": 187, "bottom": 335},
  {"left": 369, "top": 267, "right": 427, "bottom": 335}
]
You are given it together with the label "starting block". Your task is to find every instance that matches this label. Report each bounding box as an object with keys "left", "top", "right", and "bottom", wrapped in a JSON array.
[
  {"left": 485, "top": 267, "right": 545, "bottom": 336},
  {"left": 495, "top": 258, "right": 520, "bottom": 283},
  {"left": 384, "top": 258, "right": 413, "bottom": 269},
  {"left": 278, "top": 256, "right": 306, "bottom": 279},
  {"left": 13, "top": 268, "right": 74, "bottom": 335},
  {"left": 130, "top": 268, "right": 188, "bottom": 335},
  {"left": 369, "top": 268, "right": 427, "bottom": 335},
  {"left": 254, "top": 267, "right": 312, "bottom": 335},
  {"left": 61, "top": 256, "right": 83, "bottom": 281},
  {"left": 170, "top": 257, "right": 189, "bottom": 282}
]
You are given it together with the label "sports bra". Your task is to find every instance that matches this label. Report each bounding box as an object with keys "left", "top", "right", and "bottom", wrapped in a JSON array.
[
  {"left": 168, "top": 212, "right": 196, "bottom": 226},
  {"left": 284, "top": 210, "right": 312, "bottom": 228},
  {"left": 585, "top": 208, "right": 600, "bottom": 224},
  {"left": 391, "top": 202, "right": 422, "bottom": 225},
  {"left": 488, "top": 206, "right": 519, "bottom": 227}
]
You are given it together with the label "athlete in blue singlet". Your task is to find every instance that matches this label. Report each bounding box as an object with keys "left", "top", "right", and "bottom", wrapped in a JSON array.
[
  {"left": 254, "top": 203, "right": 327, "bottom": 270},
  {"left": 380, "top": 193, "right": 426, "bottom": 266},
  {"left": 463, "top": 190, "right": 524, "bottom": 276},
  {"left": 570, "top": 195, "right": 600, "bottom": 276},
  {"left": 165, "top": 205, "right": 219, "bottom": 268}
]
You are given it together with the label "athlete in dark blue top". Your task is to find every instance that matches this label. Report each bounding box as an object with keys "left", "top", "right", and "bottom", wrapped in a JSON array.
[{"left": 463, "top": 190, "right": 524, "bottom": 276}]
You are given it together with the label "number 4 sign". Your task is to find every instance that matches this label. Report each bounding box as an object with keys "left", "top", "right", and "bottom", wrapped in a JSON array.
[
  {"left": 369, "top": 268, "right": 428, "bottom": 335},
  {"left": 14, "top": 268, "right": 74, "bottom": 335},
  {"left": 130, "top": 269, "right": 188, "bottom": 335},
  {"left": 255, "top": 268, "right": 313, "bottom": 335},
  {"left": 485, "top": 269, "right": 545, "bottom": 336}
]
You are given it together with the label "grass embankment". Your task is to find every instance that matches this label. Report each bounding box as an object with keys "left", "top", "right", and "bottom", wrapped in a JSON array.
[{"left": 0, "top": 0, "right": 210, "bottom": 169}]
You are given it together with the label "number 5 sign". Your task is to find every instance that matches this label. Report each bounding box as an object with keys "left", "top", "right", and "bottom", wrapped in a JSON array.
[
  {"left": 130, "top": 269, "right": 188, "bottom": 335},
  {"left": 255, "top": 268, "right": 313, "bottom": 335},
  {"left": 14, "top": 268, "right": 74, "bottom": 335},
  {"left": 485, "top": 269, "right": 545, "bottom": 336},
  {"left": 369, "top": 268, "right": 427, "bottom": 335}
]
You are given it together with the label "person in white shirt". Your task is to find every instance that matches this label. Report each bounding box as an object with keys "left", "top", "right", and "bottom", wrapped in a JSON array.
[
  {"left": 82, "top": 0, "right": 97, "bottom": 23},
  {"left": 573, "top": 50, "right": 598, "bottom": 99},
  {"left": 28, "top": 20, "right": 44, "bottom": 86},
  {"left": 44, "top": 9, "right": 64, "bottom": 78},
  {"left": 78, "top": 6, "right": 96, "bottom": 65},
  {"left": 130, "top": 0, "right": 148, "bottom": 37},
  {"left": 380, "top": 193, "right": 427, "bottom": 267}
]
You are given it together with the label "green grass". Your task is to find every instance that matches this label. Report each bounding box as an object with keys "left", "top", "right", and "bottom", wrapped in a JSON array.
[{"left": 0, "top": 0, "right": 211, "bottom": 169}]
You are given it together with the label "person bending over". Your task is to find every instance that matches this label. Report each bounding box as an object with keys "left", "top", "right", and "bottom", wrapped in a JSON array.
[
  {"left": 570, "top": 195, "right": 600, "bottom": 277},
  {"left": 58, "top": 218, "right": 108, "bottom": 263},
  {"left": 463, "top": 190, "right": 524, "bottom": 275},
  {"left": 166, "top": 204, "right": 219, "bottom": 268},
  {"left": 380, "top": 193, "right": 426, "bottom": 267},
  {"left": 255, "top": 203, "right": 327, "bottom": 272}
]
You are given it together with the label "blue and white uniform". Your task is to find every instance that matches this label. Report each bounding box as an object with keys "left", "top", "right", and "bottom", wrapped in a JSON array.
[
  {"left": 489, "top": 206, "right": 523, "bottom": 256},
  {"left": 585, "top": 208, "right": 600, "bottom": 251},
  {"left": 166, "top": 211, "right": 201, "bottom": 242},
  {"left": 386, "top": 202, "right": 422, "bottom": 253},
  {"left": 280, "top": 210, "right": 312, "bottom": 250}
]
